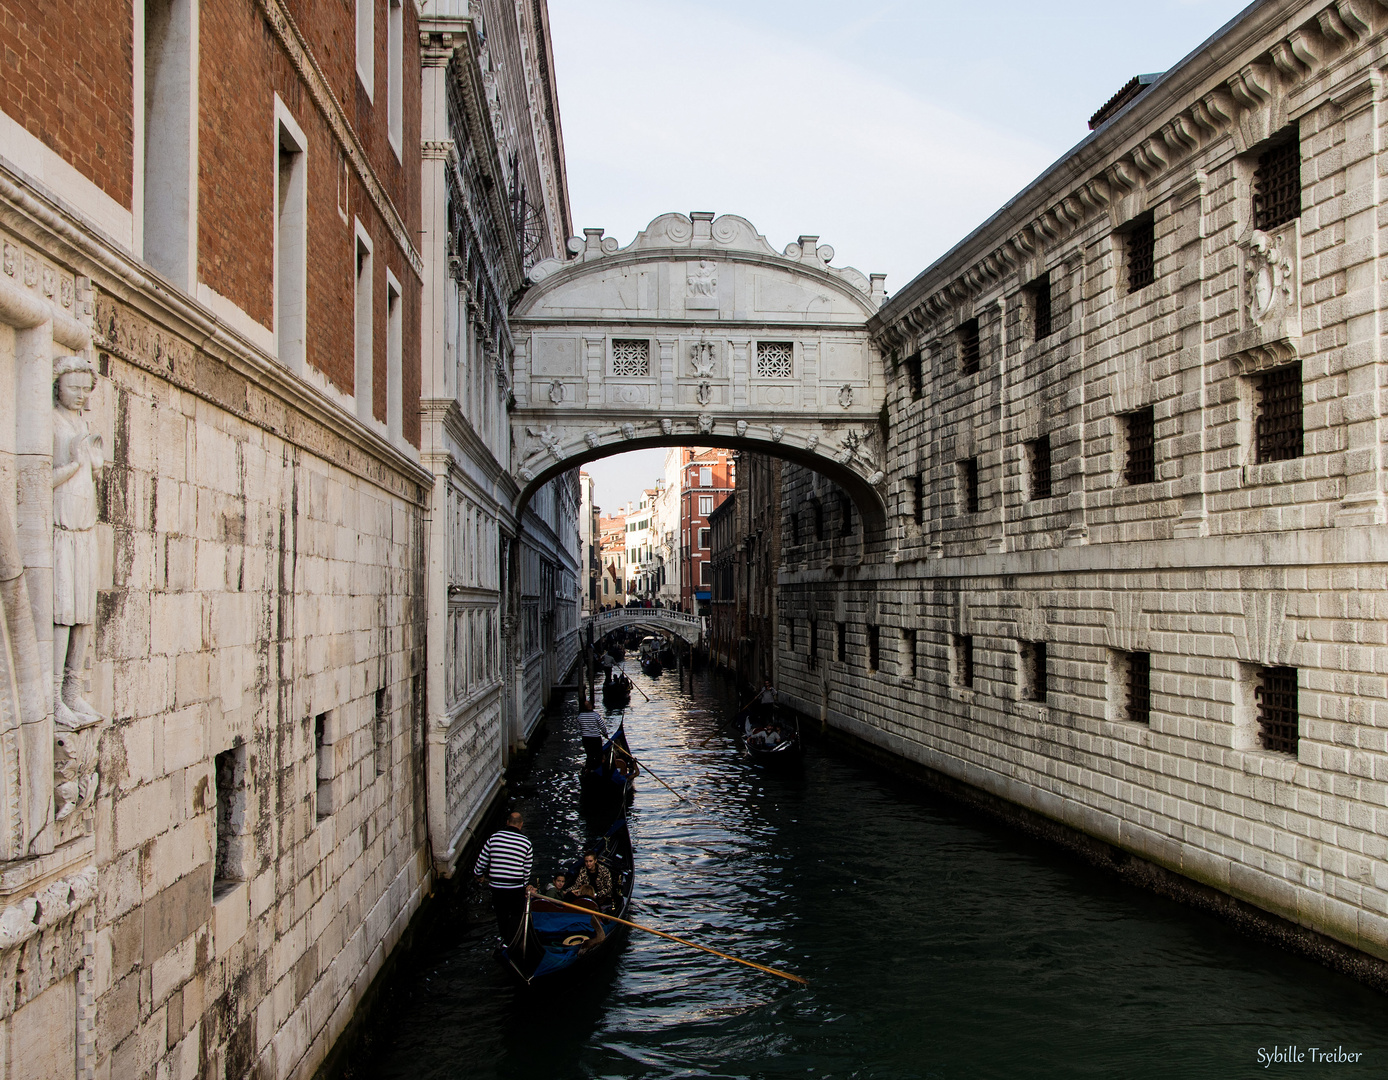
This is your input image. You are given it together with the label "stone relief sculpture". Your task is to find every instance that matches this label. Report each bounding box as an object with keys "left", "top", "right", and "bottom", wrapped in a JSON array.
[
  {"left": 51, "top": 354, "right": 103, "bottom": 821},
  {"left": 690, "top": 340, "right": 716, "bottom": 379},
  {"left": 686, "top": 260, "right": 718, "bottom": 298},
  {"left": 0, "top": 501, "right": 46, "bottom": 858}
]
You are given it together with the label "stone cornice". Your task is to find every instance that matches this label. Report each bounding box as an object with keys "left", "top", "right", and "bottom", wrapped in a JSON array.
[
  {"left": 871, "top": 0, "right": 1388, "bottom": 349},
  {"left": 257, "top": 0, "right": 424, "bottom": 279},
  {"left": 0, "top": 159, "right": 433, "bottom": 504}
]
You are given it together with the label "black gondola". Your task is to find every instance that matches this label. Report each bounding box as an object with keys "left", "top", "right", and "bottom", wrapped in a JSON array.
[
  {"left": 579, "top": 720, "right": 636, "bottom": 809},
  {"left": 734, "top": 702, "right": 803, "bottom": 768},
  {"left": 495, "top": 812, "right": 635, "bottom": 984},
  {"left": 601, "top": 669, "right": 631, "bottom": 707}
]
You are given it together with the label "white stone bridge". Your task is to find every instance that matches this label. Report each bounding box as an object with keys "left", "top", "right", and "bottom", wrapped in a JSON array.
[
  {"left": 584, "top": 607, "right": 706, "bottom": 646},
  {"left": 509, "top": 212, "right": 890, "bottom": 528}
]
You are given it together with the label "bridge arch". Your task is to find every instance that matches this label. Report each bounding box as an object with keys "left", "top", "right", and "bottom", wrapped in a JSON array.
[
  {"left": 585, "top": 607, "right": 705, "bottom": 646},
  {"left": 508, "top": 212, "right": 889, "bottom": 528}
]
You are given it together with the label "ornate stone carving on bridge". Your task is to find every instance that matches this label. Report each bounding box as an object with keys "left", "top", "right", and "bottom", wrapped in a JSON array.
[{"left": 690, "top": 340, "right": 717, "bottom": 379}]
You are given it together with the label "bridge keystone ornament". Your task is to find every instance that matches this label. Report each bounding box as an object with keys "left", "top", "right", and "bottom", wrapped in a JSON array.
[{"left": 511, "top": 211, "right": 889, "bottom": 529}]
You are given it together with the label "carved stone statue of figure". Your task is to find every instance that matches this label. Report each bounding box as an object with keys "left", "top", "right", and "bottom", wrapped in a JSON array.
[
  {"left": 51, "top": 354, "right": 104, "bottom": 736},
  {"left": 687, "top": 260, "right": 717, "bottom": 298}
]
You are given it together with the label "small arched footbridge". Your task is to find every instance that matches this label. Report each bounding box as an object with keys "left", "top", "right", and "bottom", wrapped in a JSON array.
[{"left": 585, "top": 607, "right": 706, "bottom": 646}]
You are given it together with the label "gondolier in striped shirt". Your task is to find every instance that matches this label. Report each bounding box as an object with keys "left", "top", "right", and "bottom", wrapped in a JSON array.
[
  {"left": 473, "top": 811, "right": 533, "bottom": 943},
  {"left": 577, "top": 696, "right": 609, "bottom": 768}
]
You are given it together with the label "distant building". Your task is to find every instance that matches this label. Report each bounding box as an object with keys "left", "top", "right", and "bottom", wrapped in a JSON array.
[
  {"left": 579, "top": 472, "right": 598, "bottom": 616},
  {"left": 598, "top": 512, "right": 627, "bottom": 607},
  {"left": 679, "top": 448, "right": 734, "bottom": 614}
]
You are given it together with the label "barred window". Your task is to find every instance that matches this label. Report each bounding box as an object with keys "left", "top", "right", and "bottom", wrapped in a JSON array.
[
  {"left": 809, "top": 620, "right": 818, "bottom": 669},
  {"left": 1028, "top": 273, "right": 1053, "bottom": 340},
  {"left": 905, "top": 351, "right": 923, "bottom": 401},
  {"left": 611, "top": 339, "right": 650, "bottom": 376},
  {"left": 1256, "top": 666, "right": 1299, "bottom": 755},
  {"left": 756, "top": 341, "right": 794, "bottom": 379},
  {"left": 1025, "top": 641, "right": 1047, "bottom": 702},
  {"left": 912, "top": 473, "right": 926, "bottom": 526},
  {"left": 836, "top": 622, "right": 847, "bottom": 663},
  {"left": 958, "top": 319, "right": 980, "bottom": 375},
  {"left": 1126, "top": 651, "right": 1151, "bottom": 725},
  {"left": 1253, "top": 134, "right": 1301, "bottom": 232},
  {"left": 955, "top": 634, "right": 974, "bottom": 689},
  {"left": 838, "top": 492, "right": 853, "bottom": 536},
  {"left": 1124, "top": 407, "right": 1155, "bottom": 485},
  {"left": 903, "top": 628, "right": 918, "bottom": 679},
  {"left": 1256, "top": 365, "right": 1303, "bottom": 463},
  {"left": 957, "top": 458, "right": 979, "bottom": 514},
  {"left": 1126, "top": 216, "right": 1155, "bottom": 293},
  {"left": 867, "top": 625, "right": 879, "bottom": 671},
  {"left": 1028, "top": 436, "right": 1052, "bottom": 500}
]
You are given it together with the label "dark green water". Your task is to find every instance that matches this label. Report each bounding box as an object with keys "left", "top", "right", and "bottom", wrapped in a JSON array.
[{"left": 355, "top": 672, "right": 1385, "bottom": 1079}]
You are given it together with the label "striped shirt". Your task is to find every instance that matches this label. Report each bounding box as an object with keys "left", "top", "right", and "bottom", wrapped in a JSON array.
[
  {"left": 577, "top": 710, "right": 608, "bottom": 739},
  {"left": 473, "top": 827, "right": 533, "bottom": 889}
]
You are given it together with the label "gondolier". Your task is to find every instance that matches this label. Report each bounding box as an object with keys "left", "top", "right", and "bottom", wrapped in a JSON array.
[
  {"left": 577, "top": 697, "right": 609, "bottom": 768},
  {"left": 474, "top": 811, "right": 533, "bottom": 942}
]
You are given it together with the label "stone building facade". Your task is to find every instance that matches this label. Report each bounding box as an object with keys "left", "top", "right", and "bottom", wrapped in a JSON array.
[
  {"left": 0, "top": 0, "right": 439, "bottom": 1077},
  {"left": 417, "top": 0, "right": 578, "bottom": 877},
  {"left": 778, "top": 0, "right": 1388, "bottom": 969}
]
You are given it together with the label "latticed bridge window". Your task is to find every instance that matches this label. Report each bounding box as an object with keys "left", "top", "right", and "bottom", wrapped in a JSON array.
[
  {"left": 1253, "top": 133, "right": 1302, "bottom": 232},
  {"left": 611, "top": 339, "right": 650, "bottom": 376},
  {"left": 1256, "top": 666, "right": 1299, "bottom": 755},
  {"left": 756, "top": 341, "right": 794, "bottom": 379},
  {"left": 1256, "top": 364, "right": 1303, "bottom": 463}
]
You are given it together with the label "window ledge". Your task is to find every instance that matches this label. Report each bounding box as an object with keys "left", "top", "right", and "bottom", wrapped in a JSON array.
[
  {"left": 1242, "top": 457, "right": 1307, "bottom": 486},
  {"left": 213, "top": 880, "right": 249, "bottom": 954}
]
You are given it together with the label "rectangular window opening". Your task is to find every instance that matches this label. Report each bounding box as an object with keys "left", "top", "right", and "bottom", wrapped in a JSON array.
[
  {"left": 1124, "top": 407, "right": 1155, "bottom": 485},
  {"left": 838, "top": 492, "right": 853, "bottom": 536},
  {"left": 386, "top": 274, "right": 403, "bottom": 443},
  {"left": 1255, "top": 364, "right": 1303, "bottom": 463},
  {"left": 698, "top": 528, "right": 711, "bottom": 549},
  {"left": 143, "top": 0, "right": 195, "bottom": 286},
  {"left": 1125, "top": 215, "right": 1156, "bottom": 293},
  {"left": 275, "top": 114, "right": 307, "bottom": 373},
  {"left": 1025, "top": 641, "right": 1047, "bottom": 703},
  {"left": 315, "top": 712, "right": 333, "bottom": 820},
  {"left": 354, "top": 226, "right": 374, "bottom": 425},
  {"left": 903, "top": 628, "right": 918, "bottom": 679},
  {"left": 809, "top": 620, "right": 819, "bottom": 670},
  {"left": 1125, "top": 651, "right": 1151, "bottom": 725},
  {"left": 373, "top": 687, "right": 389, "bottom": 777},
  {"left": 611, "top": 339, "right": 650, "bottom": 377},
  {"left": 756, "top": 341, "right": 794, "bottom": 379},
  {"left": 1027, "top": 436, "right": 1052, "bottom": 501},
  {"left": 387, "top": 0, "right": 403, "bottom": 154},
  {"left": 356, "top": 0, "right": 374, "bottom": 98},
  {"left": 955, "top": 634, "right": 975, "bottom": 689},
  {"left": 836, "top": 622, "right": 847, "bottom": 663},
  {"left": 213, "top": 744, "right": 247, "bottom": 898},
  {"left": 867, "top": 625, "right": 879, "bottom": 672},
  {"left": 1028, "top": 272, "right": 1053, "bottom": 341},
  {"left": 958, "top": 458, "right": 979, "bottom": 515},
  {"left": 912, "top": 473, "right": 926, "bottom": 526},
  {"left": 958, "top": 318, "right": 980, "bottom": 375},
  {"left": 1256, "top": 666, "right": 1299, "bottom": 755},
  {"left": 1253, "top": 131, "right": 1302, "bottom": 232},
  {"left": 905, "top": 351, "right": 923, "bottom": 401}
]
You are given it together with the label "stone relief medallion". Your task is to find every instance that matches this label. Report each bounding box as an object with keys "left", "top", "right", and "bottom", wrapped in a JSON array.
[
  {"left": 838, "top": 384, "right": 854, "bottom": 408},
  {"left": 548, "top": 380, "right": 564, "bottom": 405},
  {"left": 584, "top": 431, "right": 600, "bottom": 449},
  {"left": 1244, "top": 229, "right": 1294, "bottom": 327},
  {"left": 660, "top": 419, "right": 673, "bottom": 435},
  {"left": 699, "top": 413, "right": 714, "bottom": 434}
]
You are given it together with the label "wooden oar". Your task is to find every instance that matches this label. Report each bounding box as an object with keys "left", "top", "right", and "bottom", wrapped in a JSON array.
[
  {"left": 610, "top": 744, "right": 710, "bottom": 812},
  {"left": 542, "top": 896, "right": 807, "bottom": 985},
  {"left": 620, "top": 666, "right": 653, "bottom": 702}
]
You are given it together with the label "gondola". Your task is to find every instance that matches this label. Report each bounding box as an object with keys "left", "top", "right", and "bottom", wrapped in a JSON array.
[
  {"left": 734, "top": 702, "right": 803, "bottom": 769},
  {"left": 495, "top": 812, "right": 635, "bottom": 985},
  {"left": 579, "top": 719, "right": 636, "bottom": 810},
  {"left": 601, "top": 669, "right": 631, "bottom": 707},
  {"left": 638, "top": 636, "right": 663, "bottom": 677}
]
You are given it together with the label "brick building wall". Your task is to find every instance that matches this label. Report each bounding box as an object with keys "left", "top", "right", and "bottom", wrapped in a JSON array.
[{"left": 778, "top": 2, "right": 1388, "bottom": 969}]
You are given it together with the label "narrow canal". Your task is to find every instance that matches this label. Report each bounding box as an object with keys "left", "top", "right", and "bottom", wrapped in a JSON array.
[{"left": 354, "top": 671, "right": 1384, "bottom": 1079}]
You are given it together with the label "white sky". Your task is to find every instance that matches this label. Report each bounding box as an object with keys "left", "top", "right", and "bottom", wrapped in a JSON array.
[{"left": 548, "top": 0, "right": 1252, "bottom": 511}]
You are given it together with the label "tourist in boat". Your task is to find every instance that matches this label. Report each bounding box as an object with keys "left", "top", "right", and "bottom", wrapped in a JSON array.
[
  {"left": 570, "top": 850, "right": 615, "bottom": 910},
  {"left": 577, "top": 696, "right": 608, "bottom": 768},
  {"left": 541, "top": 871, "right": 569, "bottom": 901},
  {"left": 473, "top": 811, "right": 533, "bottom": 942}
]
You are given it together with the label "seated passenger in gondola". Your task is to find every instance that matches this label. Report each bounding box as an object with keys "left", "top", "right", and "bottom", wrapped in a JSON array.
[
  {"left": 762, "top": 724, "right": 784, "bottom": 748},
  {"left": 541, "top": 871, "right": 568, "bottom": 901},
  {"left": 570, "top": 851, "right": 615, "bottom": 910}
]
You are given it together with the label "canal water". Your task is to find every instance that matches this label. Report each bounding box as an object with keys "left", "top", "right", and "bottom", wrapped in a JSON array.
[{"left": 354, "top": 671, "right": 1385, "bottom": 1079}]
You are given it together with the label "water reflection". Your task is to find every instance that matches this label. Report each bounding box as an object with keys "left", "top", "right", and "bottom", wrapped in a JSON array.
[{"left": 355, "top": 671, "right": 1385, "bottom": 1080}]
